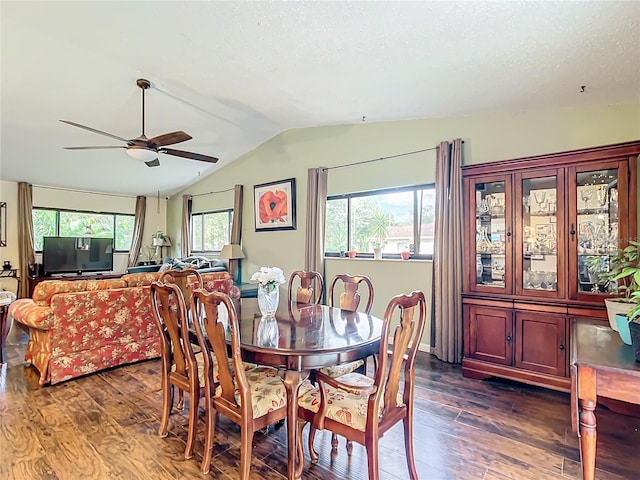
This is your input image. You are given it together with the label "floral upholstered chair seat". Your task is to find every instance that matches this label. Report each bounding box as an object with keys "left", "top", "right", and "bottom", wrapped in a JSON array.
[
  {"left": 236, "top": 366, "right": 287, "bottom": 418},
  {"left": 298, "top": 373, "right": 401, "bottom": 432}
]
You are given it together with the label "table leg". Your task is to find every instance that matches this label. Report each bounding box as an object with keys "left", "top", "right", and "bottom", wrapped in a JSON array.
[
  {"left": 281, "top": 370, "right": 303, "bottom": 480},
  {"left": 578, "top": 398, "right": 597, "bottom": 480}
]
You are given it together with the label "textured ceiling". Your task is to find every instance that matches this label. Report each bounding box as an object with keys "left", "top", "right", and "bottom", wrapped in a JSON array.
[{"left": 1, "top": 1, "right": 639, "bottom": 197}]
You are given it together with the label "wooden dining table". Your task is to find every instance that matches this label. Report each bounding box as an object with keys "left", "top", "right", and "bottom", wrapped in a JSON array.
[{"left": 235, "top": 300, "right": 384, "bottom": 480}]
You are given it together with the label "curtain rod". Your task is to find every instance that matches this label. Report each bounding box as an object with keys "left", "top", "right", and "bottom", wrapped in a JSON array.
[
  {"left": 327, "top": 144, "right": 453, "bottom": 171},
  {"left": 34, "top": 185, "right": 136, "bottom": 199},
  {"left": 191, "top": 186, "right": 235, "bottom": 198}
]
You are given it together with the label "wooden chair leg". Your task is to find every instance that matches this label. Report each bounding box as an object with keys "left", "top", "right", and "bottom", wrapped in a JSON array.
[
  {"left": 184, "top": 389, "right": 199, "bottom": 459},
  {"left": 308, "top": 425, "right": 319, "bottom": 463},
  {"left": 296, "top": 421, "right": 306, "bottom": 478},
  {"left": 403, "top": 414, "right": 418, "bottom": 479},
  {"left": 331, "top": 432, "right": 339, "bottom": 451},
  {"left": 158, "top": 378, "right": 171, "bottom": 438},
  {"left": 239, "top": 427, "right": 254, "bottom": 480},
  {"left": 176, "top": 389, "right": 185, "bottom": 411},
  {"left": 201, "top": 400, "right": 217, "bottom": 474},
  {"left": 366, "top": 437, "right": 380, "bottom": 480}
]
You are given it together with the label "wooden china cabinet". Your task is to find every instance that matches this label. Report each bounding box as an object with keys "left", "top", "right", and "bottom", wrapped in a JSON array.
[{"left": 462, "top": 141, "right": 639, "bottom": 392}]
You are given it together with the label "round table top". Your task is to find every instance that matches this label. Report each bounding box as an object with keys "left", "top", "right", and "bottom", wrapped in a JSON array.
[{"left": 235, "top": 301, "right": 384, "bottom": 371}]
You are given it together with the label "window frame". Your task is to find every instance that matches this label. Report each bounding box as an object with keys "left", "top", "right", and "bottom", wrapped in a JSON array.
[
  {"left": 325, "top": 183, "right": 435, "bottom": 260},
  {"left": 32, "top": 207, "right": 135, "bottom": 253},
  {"left": 190, "top": 208, "right": 233, "bottom": 254}
]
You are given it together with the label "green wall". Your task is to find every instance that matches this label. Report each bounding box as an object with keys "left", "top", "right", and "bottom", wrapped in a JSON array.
[{"left": 168, "top": 103, "right": 640, "bottom": 349}]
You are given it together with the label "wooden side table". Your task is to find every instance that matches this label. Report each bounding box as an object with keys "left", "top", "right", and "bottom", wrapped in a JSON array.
[{"left": 570, "top": 318, "right": 640, "bottom": 480}]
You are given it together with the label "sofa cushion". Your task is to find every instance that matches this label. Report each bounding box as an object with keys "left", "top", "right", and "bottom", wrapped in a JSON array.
[
  {"left": 32, "top": 278, "right": 127, "bottom": 306},
  {"left": 121, "top": 272, "right": 161, "bottom": 287}
]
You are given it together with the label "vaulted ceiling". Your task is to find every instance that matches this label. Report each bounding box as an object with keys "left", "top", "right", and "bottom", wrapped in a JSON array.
[{"left": 1, "top": 1, "right": 638, "bottom": 197}]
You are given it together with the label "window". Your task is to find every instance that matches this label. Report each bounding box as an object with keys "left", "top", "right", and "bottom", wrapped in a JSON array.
[
  {"left": 325, "top": 185, "right": 435, "bottom": 258},
  {"left": 32, "top": 208, "right": 135, "bottom": 252},
  {"left": 191, "top": 209, "right": 233, "bottom": 253}
]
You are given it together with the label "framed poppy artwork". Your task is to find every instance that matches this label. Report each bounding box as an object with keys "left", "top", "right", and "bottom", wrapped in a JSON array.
[{"left": 253, "top": 178, "right": 297, "bottom": 231}]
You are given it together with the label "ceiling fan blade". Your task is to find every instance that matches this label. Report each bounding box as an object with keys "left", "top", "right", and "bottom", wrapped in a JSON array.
[
  {"left": 161, "top": 148, "right": 219, "bottom": 164},
  {"left": 145, "top": 159, "right": 161, "bottom": 168},
  {"left": 60, "top": 120, "right": 129, "bottom": 143},
  {"left": 147, "top": 131, "right": 192, "bottom": 147},
  {"left": 64, "top": 146, "right": 126, "bottom": 150}
]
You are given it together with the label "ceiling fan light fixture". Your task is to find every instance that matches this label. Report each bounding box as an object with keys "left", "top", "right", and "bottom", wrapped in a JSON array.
[{"left": 126, "top": 146, "right": 157, "bottom": 162}]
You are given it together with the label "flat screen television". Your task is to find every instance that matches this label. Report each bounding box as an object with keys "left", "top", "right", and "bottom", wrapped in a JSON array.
[{"left": 42, "top": 237, "right": 114, "bottom": 275}]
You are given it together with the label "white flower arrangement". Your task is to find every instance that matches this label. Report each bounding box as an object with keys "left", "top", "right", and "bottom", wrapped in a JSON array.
[{"left": 250, "top": 266, "right": 286, "bottom": 291}]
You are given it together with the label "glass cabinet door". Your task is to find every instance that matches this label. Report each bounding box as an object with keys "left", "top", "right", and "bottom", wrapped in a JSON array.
[
  {"left": 515, "top": 170, "right": 565, "bottom": 298},
  {"left": 569, "top": 162, "right": 628, "bottom": 301},
  {"left": 469, "top": 176, "right": 512, "bottom": 294}
]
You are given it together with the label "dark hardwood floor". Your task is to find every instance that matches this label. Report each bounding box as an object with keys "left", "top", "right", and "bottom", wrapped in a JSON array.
[{"left": 1, "top": 323, "right": 637, "bottom": 479}]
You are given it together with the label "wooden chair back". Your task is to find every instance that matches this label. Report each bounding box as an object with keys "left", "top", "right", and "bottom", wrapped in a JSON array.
[
  {"left": 150, "top": 281, "right": 197, "bottom": 386},
  {"left": 191, "top": 289, "right": 248, "bottom": 417},
  {"left": 191, "top": 288, "right": 288, "bottom": 478},
  {"left": 287, "top": 270, "right": 324, "bottom": 305},
  {"left": 375, "top": 290, "right": 426, "bottom": 418},
  {"left": 159, "top": 268, "right": 203, "bottom": 311},
  {"left": 149, "top": 281, "right": 202, "bottom": 459},
  {"left": 328, "top": 274, "right": 374, "bottom": 314}
]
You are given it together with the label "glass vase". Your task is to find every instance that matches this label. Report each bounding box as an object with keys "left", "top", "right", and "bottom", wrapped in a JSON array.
[
  {"left": 257, "top": 316, "right": 279, "bottom": 347},
  {"left": 258, "top": 283, "right": 279, "bottom": 317}
]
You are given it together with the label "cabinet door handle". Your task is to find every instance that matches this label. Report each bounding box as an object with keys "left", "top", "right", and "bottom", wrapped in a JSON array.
[
  {"left": 559, "top": 344, "right": 565, "bottom": 350},
  {"left": 570, "top": 223, "right": 576, "bottom": 236},
  {"left": 506, "top": 335, "right": 512, "bottom": 342},
  {"left": 506, "top": 231, "right": 512, "bottom": 238}
]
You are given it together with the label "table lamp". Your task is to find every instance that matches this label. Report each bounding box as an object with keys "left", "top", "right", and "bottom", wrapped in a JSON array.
[{"left": 219, "top": 244, "right": 245, "bottom": 284}]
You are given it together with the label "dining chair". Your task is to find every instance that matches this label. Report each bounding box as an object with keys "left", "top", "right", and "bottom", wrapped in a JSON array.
[
  {"left": 191, "top": 288, "right": 288, "bottom": 477},
  {"left": 149, "top": 281, "right": 205, "bottom": 460},
  {"left": 296, "top": 290, "right": 426, "bottom": 480},
  {"left": 287, "top": 270, "right": 324, "bottom": 305},
  {"left": 158, "top": 268, "right": 203, "bottom": 313},
  {"left": 322, "top": 273, "right": 375, "bottom": 378},
  {"left": 317, "top": 273, "right": 375, "bottom": 452}
]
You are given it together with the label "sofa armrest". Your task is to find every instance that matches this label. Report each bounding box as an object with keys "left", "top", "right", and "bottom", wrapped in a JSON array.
[{"left": 8, "top": 299, "right": 53, "bottom": 330}]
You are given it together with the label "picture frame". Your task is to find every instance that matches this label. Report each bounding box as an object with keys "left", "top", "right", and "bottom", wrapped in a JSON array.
[{"left": 254, "top": 178, "right": 296, "bottom": 231}]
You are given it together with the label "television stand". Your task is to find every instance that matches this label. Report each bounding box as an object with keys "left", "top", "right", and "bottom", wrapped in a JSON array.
[{"left": 28, "top": 272, "right": 123, "bottom": 297}]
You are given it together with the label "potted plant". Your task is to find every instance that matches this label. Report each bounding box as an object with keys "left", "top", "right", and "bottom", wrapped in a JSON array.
[
  {"left": 139, "top": 245, "right": 157, "bottom": 265},
  {"left": 152, "top": 230, "right": 167, "bottom": 247},
  {"left": 601, "top": 239, "right": 640, "bottom": 331},
  {"left": 370, "top": 238, "right": 386, "bottom": 260}
]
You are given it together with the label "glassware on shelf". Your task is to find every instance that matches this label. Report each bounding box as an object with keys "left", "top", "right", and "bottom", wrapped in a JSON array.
[
  {"left": 541, "top": 271, "right": 557, "bottom": 290},
  {"left": 522, "top": 194, "right": 531, "bottom": 213},
  {"left": 580, "top": 186, "right": 593, "bottom": 210},
  {"left": 596, "top": 185, "right": 608, "bottom": 207},
  {"left": 477, "top": 197, "right": 490, "bottom": 215},
  {"left": 610, "top": 188, "right": 618, "bottom": 208},
  {"left": 533, "top": 191, "right": 547, "bottom": 212},
  {"left": 477, "top": 226, "right": 492, "bottom": 253}
]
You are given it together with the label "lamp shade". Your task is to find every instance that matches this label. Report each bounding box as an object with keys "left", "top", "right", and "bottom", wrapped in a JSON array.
[
  {"left": 219, "top": 244, "right": 245, "bottom": 260},
  {"left": 126, "top": 147, "right": 158, "bottom": 162}
]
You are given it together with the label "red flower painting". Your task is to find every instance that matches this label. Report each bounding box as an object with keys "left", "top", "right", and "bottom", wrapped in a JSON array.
[
  {"left": 254, "top": 178, "right": 296, "bottom": 231},
  {"left": 259, "top": 189, "right": 288, "bottom": 223}
]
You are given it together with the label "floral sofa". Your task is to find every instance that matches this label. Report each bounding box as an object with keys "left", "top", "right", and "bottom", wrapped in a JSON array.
[{"left": 9, "top": 271, "right": 240, "bottom": 385}]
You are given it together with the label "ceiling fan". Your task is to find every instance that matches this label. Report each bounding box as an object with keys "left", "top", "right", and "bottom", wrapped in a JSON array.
[{"left": 61, "top": 78, "right": 218, "bottom": 167}]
